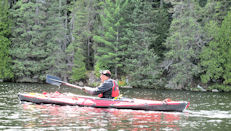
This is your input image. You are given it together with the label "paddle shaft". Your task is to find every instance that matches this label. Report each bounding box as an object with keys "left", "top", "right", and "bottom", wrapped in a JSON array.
[
  {"left": 49, "top": 77, "right": 83, "bottom": 90},
  {"left": 63, "top": 82, "right": 83, "bottom": 90}
]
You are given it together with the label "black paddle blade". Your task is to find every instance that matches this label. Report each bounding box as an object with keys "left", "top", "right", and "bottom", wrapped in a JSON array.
[{"left": 46, "top": 75, "right": 62, "bottom": 86}]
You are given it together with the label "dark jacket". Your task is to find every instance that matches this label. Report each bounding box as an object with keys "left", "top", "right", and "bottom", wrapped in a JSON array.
[{"left": 84, "top": 79, "right": 114, "bottom": 98}]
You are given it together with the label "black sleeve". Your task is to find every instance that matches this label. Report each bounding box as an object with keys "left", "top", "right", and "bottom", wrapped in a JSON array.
[{"left": 92, "top": 82, "right": 113, "bottom": 95}]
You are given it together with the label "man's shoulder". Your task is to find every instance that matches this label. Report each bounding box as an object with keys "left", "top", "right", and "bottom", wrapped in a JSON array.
[
  {"left": 103, "top": 79, "right": 114, "bottom": 86},
  {"left": 104, "top": 79, "right": 115, "bottom": 83}
]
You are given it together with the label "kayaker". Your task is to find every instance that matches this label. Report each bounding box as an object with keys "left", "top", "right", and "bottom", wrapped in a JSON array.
[{"left": 82, "top": 70, "right": 120, "bottom": 99}]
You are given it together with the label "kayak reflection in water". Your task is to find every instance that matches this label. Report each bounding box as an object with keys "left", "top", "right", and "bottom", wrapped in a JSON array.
[
  {"left": 21, "top": 104, "right": 183, "bottom": 130},
  {"left": 82, "top": 70, "right": 120, "bottom": 99}
]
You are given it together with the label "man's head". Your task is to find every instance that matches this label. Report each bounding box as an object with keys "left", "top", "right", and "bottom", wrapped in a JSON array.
[{"left": 100, "top": 70, "right": 111, "bottom": 82}]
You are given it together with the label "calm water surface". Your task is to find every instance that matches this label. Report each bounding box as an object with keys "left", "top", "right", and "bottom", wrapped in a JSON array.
[{"left": 0, "top": 83, "right": 231, "bottom": 130}]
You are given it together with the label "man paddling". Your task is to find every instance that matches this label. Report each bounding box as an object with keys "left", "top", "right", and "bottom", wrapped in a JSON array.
[{"left": 82, "top": 70, "right": 120, "bottom": 99}]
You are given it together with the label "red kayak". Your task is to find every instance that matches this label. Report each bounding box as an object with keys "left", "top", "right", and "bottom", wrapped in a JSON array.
[{"left": 18, "top": 92, "right": 189, "bottom": 112}]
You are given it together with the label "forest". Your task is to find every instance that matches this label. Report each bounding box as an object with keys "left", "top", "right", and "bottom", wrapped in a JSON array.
[{"left": 1, "top": 0, "right": 231, "bottom": 91}]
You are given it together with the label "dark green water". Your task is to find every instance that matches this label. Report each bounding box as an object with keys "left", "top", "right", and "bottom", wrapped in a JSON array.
[{"left": 0, "top": 83, "right": 231, "bottom": 130}]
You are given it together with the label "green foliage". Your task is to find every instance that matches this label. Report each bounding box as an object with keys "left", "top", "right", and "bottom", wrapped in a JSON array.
[
  {"left": 198, "top": 0, "right": 231, "bottom": 26},
  {"left": 0, "top": 36, "right": 13, "bottom": 79},
  {"left": 200, "top": 11, "right": 231, "bottom": 85},
  {"left": 0, "top": 0, "right": 13, "bottom": 79},
  {"left": 94, "top": 60, "right": 107, "bottom": 78},
  {"left": 68, "top": 0, "right": 96, "bottom": 71},
  {"left": 5, "top": 0, "right": 231, "bottom": 91},
  {"left": 93, "top": 0, "right": 128, "bottom": 78},
  {"left": 118, "top": 76, "right": 127, "bottom": 86},
  {"left": 149, "top": 4, "right": 170, "bottom": 58},
  {"left": 124, "top": 0, "right": 161, "bottom": 88},
  {"left": 126, "top": 49, "right": 160, "bottom": 88},
  {"left": 71, "top": 48, "right": 87, "bottom": 81},
  {"left": 67, "top": 0, "right": 94, "bottom": 81},
  {"left": 10, "top": 0, "right": 67, "bottom": 82},
  {"left": 209, "top": 84, "right": 231, "bottom": 92},
  {"left": 164, "top": 1, "right": 203, "bottom": 89},
  {"left": 198, "top": 0, "right": 207, "bottom": 7},
  {"left": 214, "top": 1, "right": 231, "bottom": 24}
]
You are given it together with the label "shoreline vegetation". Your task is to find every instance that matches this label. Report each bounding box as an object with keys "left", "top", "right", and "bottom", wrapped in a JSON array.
[
  {"left": 0, "top": 73, "right": 228, "bottom": 93},
  {"left": 1, "top": 1, "right": 231, "bottom": 92}
]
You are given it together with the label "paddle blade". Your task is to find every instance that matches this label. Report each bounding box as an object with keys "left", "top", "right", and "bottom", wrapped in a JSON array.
[{"left": 46, "top": 75, "right": 62, "bottom": 86}]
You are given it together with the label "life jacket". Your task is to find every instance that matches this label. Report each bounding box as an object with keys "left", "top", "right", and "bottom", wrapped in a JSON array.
[
  {"left": 111, "top": 80, "right": 120, "bottom": 97},
  {"left": 98, "top": 80, "right": 120, "bottom": 98}
]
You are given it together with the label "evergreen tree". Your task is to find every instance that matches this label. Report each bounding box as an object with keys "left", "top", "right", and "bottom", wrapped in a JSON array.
[
  {"left": 93, "top": 0, "right": 128, "bottom": 78},
  {"left": 124, "top": 0, "right": 160, "bottom": 88},
  {"left": 10, "top": 0, "right": 67, "bottom": 82},
  {"left": 199, "top": 0, "right": 231, "bottom": 26},
  {"left": 214, "top": 0, "right": 231, "bottom": 24},
  {"left": 164, "top": 0, "right": 203, "bottom": 89},
  {"left": 200, "top": 11, "right": 231, "bottom": 85},
  {"left": 67, "top": 0, "right": 96, "bottom": 81},
  {"left": 149, "top": 0, "right": 171, "bottom": 58},
  {"left": 44, "top": 0, "right": 68, "bottom": 80},
  {"left": 71, "top": 47, "right": 87, "bottom": 81},
  {"left": 0, "top": 0, "right": 13, "bottom": 79},
  {"left": 198, "top": 0, "right": 231, "bottom": 53}
]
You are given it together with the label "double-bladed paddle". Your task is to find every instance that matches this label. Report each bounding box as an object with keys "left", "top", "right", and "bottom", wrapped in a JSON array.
[{"left": 46, "top": 75, "right": 83, "bottom": 90}]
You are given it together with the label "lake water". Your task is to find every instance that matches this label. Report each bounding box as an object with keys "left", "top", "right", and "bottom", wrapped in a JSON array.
[{"left": 0, "top": 82, "right": 231, "bottom": 130}]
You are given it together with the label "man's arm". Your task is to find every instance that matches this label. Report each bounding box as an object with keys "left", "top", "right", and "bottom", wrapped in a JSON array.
[
  {"left": 82, "top": 82, "right": 112, "bottom": 95},
  {"left": 82, "top": 86, "right": 96, "bottom": 95}
]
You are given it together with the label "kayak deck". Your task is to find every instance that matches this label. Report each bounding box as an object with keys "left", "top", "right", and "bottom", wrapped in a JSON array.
[{"left": 18, "top": 92, "right": 189, "bottom": 112}]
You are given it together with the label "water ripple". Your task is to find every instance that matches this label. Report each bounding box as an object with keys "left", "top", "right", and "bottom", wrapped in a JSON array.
[{"left": 187, "top": 110, "right": 231, "bottom": 119}]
